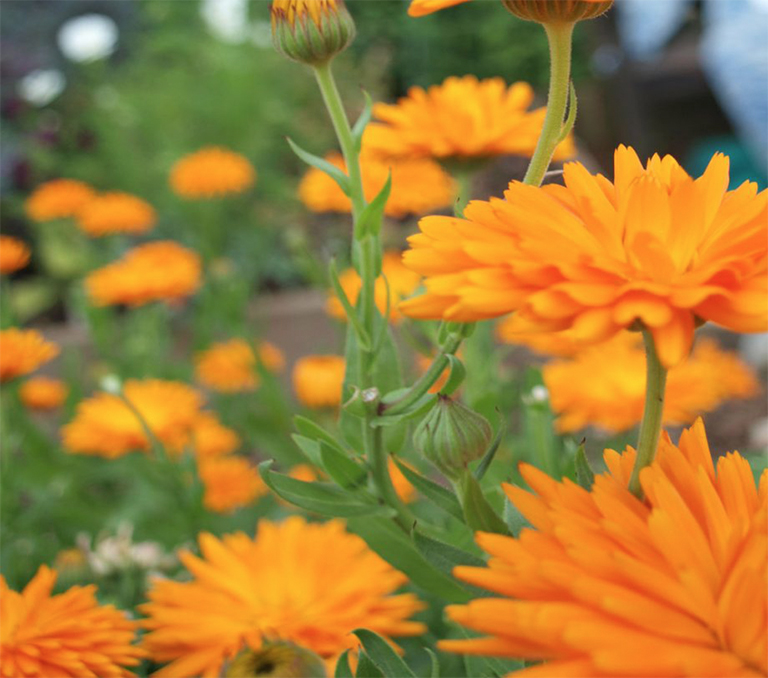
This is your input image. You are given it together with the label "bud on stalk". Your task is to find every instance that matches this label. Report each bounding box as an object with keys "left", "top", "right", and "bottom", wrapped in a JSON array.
[
  {"left": 414, "top": 395, "right": 492, "bottom": 480},
  {"left": 501, "top": 0, "right": 613, "bottom": 23},
  {"left": 270, "top": 0, "right": 356, "bottom": 66},
  {"left": 224, "top": 642, "right": 326, "bottom": 678}
]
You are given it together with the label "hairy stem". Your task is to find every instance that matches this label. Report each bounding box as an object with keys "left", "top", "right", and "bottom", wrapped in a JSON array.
[
  {"left": 628, "top": 330, "right": 668, "bottom": 497},
  {"left": 522, "top": 21, "right": 574, "bottom": 187}
]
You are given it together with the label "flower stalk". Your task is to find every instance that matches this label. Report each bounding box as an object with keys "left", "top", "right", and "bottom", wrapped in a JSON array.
[
  {"left": 312, "top": 60, "right": 412, "bottom": 526},
  {"left": 522, "top": 21, "right": 574, "bottom": 187},
  {"left": 628, "top": 330, "right": 668, "bottom": 496}
]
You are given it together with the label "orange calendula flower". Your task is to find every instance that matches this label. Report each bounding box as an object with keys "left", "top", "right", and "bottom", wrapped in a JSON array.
[
  {"left": 0, "top": 329, "right": 59, "bottom": 383},
  {"left": 195, "top": 339, "right": 285, "bottom": 393},
  {"left": 408, "top": 0, "right": 612, "bottom": 19},
  {"left": 401, "top": 146, "right": 768, "bottom": 367},
  {"left": 62, "top": 379, "right": 204, "bottom": 458},
  {"left": 364, "top": 76, "right": 575, "bottom": 163},
  {"left": 76, "top": 192, "right": 156, "bottom": 237},
  {"left": 544, "top": 333, "right": 759, "bottom": 433},
  {"left": 292, "top": 355, "right": 345, "bottom": 408},
  {"left": 440, "top": 419, "right": 767, "bottom": 677},
  {"left": 299, "top": 152, "right": 456, "bottom": 218},
  {"left": 0, "top": 565, "right": 144, "bottom": 678},
  {"left": 141, "top": 517, "right": 426, "bottom": 676},
  {"left": 327, "top": 251, "right": 422, "bottom": 324},
  {"left": 198, "top": 456, "right": 267, "bottom": 513},
  {"left": 0, "top": 236, "right": 31, "bottom": 274},
  {"left": 191, "top": 411, "right": 240, "bottom": 458},
  {"left": 86, "top": 241, "right": 202, "bottom": 307},
  {"left": 24, "top": 179, "right": 96, "bottom": 222},
  {"left": 170, "top": 147, "right": 256, "bottom": 199},
  {"left": 19, "top": 376, "right": 69, "bottom": 411}
]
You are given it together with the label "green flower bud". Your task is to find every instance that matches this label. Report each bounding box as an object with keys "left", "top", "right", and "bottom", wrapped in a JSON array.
[
  {"left": 224, "top": 642, "right": 326, "bottom": 678},
  {"left": 414, "top": 395, "right": 492, "bottom": 480},
  {"left": 500, "top": 0, "right": 613, "bottom": 24},
  {"left": 270, "top": 0, "right": 356, "bottom": 67}
]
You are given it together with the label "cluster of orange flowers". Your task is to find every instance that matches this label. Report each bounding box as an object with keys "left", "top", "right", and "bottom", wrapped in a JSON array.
[
  {"left": 292, "top": 354, "right": 346, "bottom": 408},
  {"left": 195, "top": 338, "right": 285, "bottom": 393},
  {"left": 62, "top": 378, "right": 264, "bottom": 513},
  {"left": 0, "top": 329, "right": 59, "bottom": 383}
]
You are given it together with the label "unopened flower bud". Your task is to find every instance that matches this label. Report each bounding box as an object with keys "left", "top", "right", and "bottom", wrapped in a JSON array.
[
  {"left": 501, "top": 0, "right": 613, "bottom": 24},
  {"left": 224, "top": 642, "right": 326, "bottom": 678},
  {"left": 414, "top": 395, "right": 492, "bottom": 480},
  {"left": 270, "top": 0, "right": 356, "bottom": 66}
]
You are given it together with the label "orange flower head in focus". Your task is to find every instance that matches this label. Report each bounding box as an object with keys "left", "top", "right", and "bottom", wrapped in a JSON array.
[
  {"left": 292, "top": 355, "right": 345, "bottom": 408},
  {"left": 24, "top": 179, "right": 95, "bottom": 222},
  {"left": 299, "top": 151, "right": 456, "bottom": 218},
  {"left": 62, "top": 379, "right": 203, "bottom": 459},
  {"left": 401, "top": 146, "right": 768, "bottom": 367},
  {"left": 407, "top": 0, "right": 612, "bottom": 19},
  {"left": 170, "top": 147, "right": 255, "bottom": 199},
  {"left": 198, "top": 456, "right": 267, "bottom": 513},
  {"left": 364, "top": 76, "right": 575, "bottom": 163},
  {"left": 191, "top": 411, "right": 240, "bottom": 458},
  {"left": 86, "top": 241, "right": 202, "bottom": 307},
  {"left": 76, "top": 192, "right": 156, "bottom": 237},
  {"left": 19, "top": 376, "right": 69, "bottom": 411},
  {"left": 0, "top": 329, "right": 59, "bottom": 383},
  {"left": 0, "top": 236, "right": 30, "bottom": 274},
  {"left": 141, "top": 517, "right": 426, "bottom": 676},
  {"left": 195, "top": 339, "right": 285, "bottom": 393},
  {"left": 440, "top": 419, "right": 767, "bottom": 677},
  {"left": 0, "top": 565, "right": 144, "bottom": 678},
  {"left": 326, "top": 251, "right": 422, "bottom": 324},
  {"left": 543, "top": 333, "right": 759, "bottom": 433}
]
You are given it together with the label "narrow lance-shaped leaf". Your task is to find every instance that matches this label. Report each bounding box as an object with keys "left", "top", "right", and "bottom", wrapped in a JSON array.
[
  {"left": 574, "top": 442, "right": 595, "bottom": 490},
  {"left": 356, "top": 173, "right": 391, "bottom": 239},
  {"left": 392, "top": 458, "right": 464, "bottom": 522},
  {"left": 329, "top": 259, "right": 372, "bottom": 351},
  {"left": 335, "top": 650, "right": 354, "bottom": 678},
  {"left": 351, "top": 90, "right": 374, "bottom": 152},
  {"left": 287, "top": 137, "right": 351, "bottom": 196},
  {"left": 353, "top": 630, "right": 416, "bottom": 678}
]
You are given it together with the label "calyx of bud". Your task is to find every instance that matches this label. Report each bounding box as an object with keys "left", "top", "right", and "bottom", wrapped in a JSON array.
[
  {"left": 501, "top": 0, "right": 613, "bottom": 24},
  {"left": 270, "top": 0, "right": 356, "bottom": 66},
  {"left": 414, "top": 395, "right": 492, "bottom": 480},
  {"left": 224, "top": 642, "right": 326, "bottom": 678}
]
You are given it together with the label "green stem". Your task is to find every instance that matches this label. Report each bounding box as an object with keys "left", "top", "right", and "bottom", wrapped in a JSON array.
[
  {"left": 383, "top": 333, "right": 463, "bottom": 416},
  {"left": 453, "top": 170, "right": 473, "bottom": 218},
  {"left": 314, "top": 62, "right": 366, "bottom": 221},
  {"left": 628, "top": 330, "right": 668, "bottom": 497},
  {"left": 522, "top": 22, "right": 574, "bottom": 187},
  {"left": 314, "top": 61, "right": 415, "bottom": 526}
]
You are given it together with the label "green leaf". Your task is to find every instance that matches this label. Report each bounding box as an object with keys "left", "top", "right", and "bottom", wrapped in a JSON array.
[
  {"left": 456, "top": 472, "right": 509, "bottom": 535},
  {"left": 556, "top": 81, "right": 578, "bottom": 146},
  {"left": 291, "top": 434, "right": 323, "bottom": 467},
  {"left": 320, "top": 442, "right": 367, "bottom": 489},
  {"left": 346, "top": 516, "right": 471, "bottom": 602},
  {"left": 287, "top": 137, "right": 350, "bottom": 195},
  {"left": 259, "top": 461, "right": 392, "bottom": 518},
  {"left": 293, "top": 416, "right": 346, "bottom": 455},
  {"left": 351, "top": 91, "right": 373, "bottom": 152},
  {"left": 425, "top": 649, "right": 440, "bottom": 678},
  {"left": 412, "top": 529, "right": 485, "bottom": 579},
  {"left": 329, "top": 259, "right": 372, "bottom": 351},
  {"left": 574, "top": 443, "right": 595, "bottom": 490},
  {"left": 340, "top": 324, "right": 365, "bottom": 451},
  {"left": 356, "top": 173, "right": 391, "bottom": 239},
  {"left": 503, "top": 498, "right": 529, "bottom": 537},
  {"left": 335, "top": 650, "right": 354, "bottom": 678},
  {"left": 439, "top": 354, "right": 466, "bottom": 396},
  {"left": 353, "top": 629, "right": 415, "bottom": 678},
  {"left": 474, "top": 418, "right": 507, "bottom": 481},
  {"left": 371, "top": 394, "right": 436, "bottom": 428},
  {"left": 392, "top": 459, "right": 464, "bottom": 522},
  {"left": 355, "top": 652, "right": 384, "bottom": 678}
]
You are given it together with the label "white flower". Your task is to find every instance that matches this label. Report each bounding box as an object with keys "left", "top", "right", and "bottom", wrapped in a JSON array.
[{"left": 57, "top": 14, "right": 118, "bottom": 63}]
